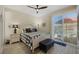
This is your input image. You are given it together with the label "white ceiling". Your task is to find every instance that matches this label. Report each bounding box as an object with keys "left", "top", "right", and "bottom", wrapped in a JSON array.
[{"left": 3, "top": 5, "right": 69, "bottom": 17}]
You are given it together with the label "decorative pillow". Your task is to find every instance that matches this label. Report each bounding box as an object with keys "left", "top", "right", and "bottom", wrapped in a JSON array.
[{"left": 26, "top": 28, "right": 32, "bottom": 33}]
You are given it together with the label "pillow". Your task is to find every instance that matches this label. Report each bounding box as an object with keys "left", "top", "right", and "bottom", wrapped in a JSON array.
[
  {"left": 26, "top": 28, "right": 32, "bottom": 33},
  {"left": 32, "top": 28, "right": 37, "bottom": 32}
]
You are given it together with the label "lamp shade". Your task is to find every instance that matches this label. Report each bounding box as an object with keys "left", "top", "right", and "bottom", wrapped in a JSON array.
[{"left": 12, "top": 25, "right": 18, "bottom": 28}]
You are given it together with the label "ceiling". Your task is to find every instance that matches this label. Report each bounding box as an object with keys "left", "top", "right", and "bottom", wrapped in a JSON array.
[{"left": 3, "top": 5, "right": 70, "bottom": 17}]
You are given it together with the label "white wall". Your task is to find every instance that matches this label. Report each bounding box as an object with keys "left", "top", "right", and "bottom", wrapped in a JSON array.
[
  {"left": 0, "top": 7, "right": 4, "bottom": 53},
  {"left": 4, "top": 8, "right": 37, "bottom": 40},
  {"left": 0, "top": 12, "right": 3, "bottom": 53},
  {"left": 34, "top": 16, "right": 51, "bottom": 33},
  {"left": 77, "top": 6, "right": 79, "bottom": 47}
]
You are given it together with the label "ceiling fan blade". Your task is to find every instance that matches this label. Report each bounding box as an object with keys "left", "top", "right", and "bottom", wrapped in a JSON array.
[
  {"left": 38, "top": 6, "right": 47, "bottom": 9},
  {"left": 27, "top": 6, "right": 36, "bottom": 9}
]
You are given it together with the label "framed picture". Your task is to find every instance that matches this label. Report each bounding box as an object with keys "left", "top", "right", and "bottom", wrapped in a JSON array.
[{"left": 42, "top": 23, "right": 46, "bottom": 27}]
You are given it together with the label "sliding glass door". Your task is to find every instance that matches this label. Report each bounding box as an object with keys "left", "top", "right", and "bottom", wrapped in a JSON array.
[
  {"left": 52, "top": 16, "right": 64, "bottom": 41},
  {"left": 63, "top": 12, "right": 77, "bottom": 45},
  {"left": 64, "top": 12, "right": 77, "bottom": 45},
  {"left": 52, "top": 12, "right": 77, "bottom": 45}
]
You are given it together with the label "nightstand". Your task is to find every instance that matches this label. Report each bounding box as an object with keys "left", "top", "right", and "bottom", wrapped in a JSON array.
[{"left": 10, "top": 34, "right": 20, "bottom": 44}]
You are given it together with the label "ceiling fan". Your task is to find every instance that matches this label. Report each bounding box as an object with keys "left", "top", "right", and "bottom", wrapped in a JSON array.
[{"left": 27, "top": 5, "right": 48, "bottom": 13}]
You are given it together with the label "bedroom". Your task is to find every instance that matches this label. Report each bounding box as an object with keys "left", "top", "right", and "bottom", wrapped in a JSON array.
[{"left": 0, "top": 5, "right": 78, "bottom": 54}]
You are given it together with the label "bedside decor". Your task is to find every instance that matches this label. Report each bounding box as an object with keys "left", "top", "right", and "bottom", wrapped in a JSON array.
[{"left": 10, "top": 24, "right": 20, "bottom": 44}]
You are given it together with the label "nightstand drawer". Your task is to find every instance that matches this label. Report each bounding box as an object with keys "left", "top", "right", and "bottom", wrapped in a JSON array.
[{"left": 10, "top": 34, "right": 20, "bottom": 43}]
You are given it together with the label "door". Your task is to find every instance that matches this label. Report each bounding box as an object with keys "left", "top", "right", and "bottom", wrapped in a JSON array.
[
  {"left": 63, "top": 12, "right": 77, "bottom": 45},
  {"left": 52, "top": 15, "right": 64, "bottom": 41},
  {"left": 51, "top": 12, "right": 77, "bottom": 45}
]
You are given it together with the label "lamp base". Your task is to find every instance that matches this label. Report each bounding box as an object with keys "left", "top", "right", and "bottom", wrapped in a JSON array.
[{"left": 14, "top": 28, "right": 17, "bottom": 34}]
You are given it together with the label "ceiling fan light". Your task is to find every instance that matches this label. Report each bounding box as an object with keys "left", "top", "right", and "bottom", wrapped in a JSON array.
[
  {"left": 36, "top": 9, "right": 39, "bottom": 12},
  {"left": 36, "top": 9, "right": 39, "bottom": 13}
]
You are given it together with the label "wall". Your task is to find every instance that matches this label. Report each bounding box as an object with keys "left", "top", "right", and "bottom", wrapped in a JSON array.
[
  {"left": 77, "top": 6, "right": 79, "bottom": 47},
  {"left": 0, "top": 6, "right": 4, "bottom": 53},
  {"left": 0, "top": 10, "right": 3, "bottom": 53},
  {"left": 4, "top": 8, "right": 36, "bottom": 40},
  {"left": 35, "top": 15, "right": 51, "bottom": 33},
  {"left": 38, "top": 6, "right": 77, "bottom": 33}
]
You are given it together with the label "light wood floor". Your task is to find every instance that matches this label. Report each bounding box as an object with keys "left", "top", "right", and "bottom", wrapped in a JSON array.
[{"left": 3, "top": 42, "right": 79, "bottom": 54}]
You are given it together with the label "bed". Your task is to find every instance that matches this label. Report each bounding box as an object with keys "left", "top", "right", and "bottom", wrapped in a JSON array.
[{"left": 20, "top": 32, "right": 50, "bottom": 53}]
